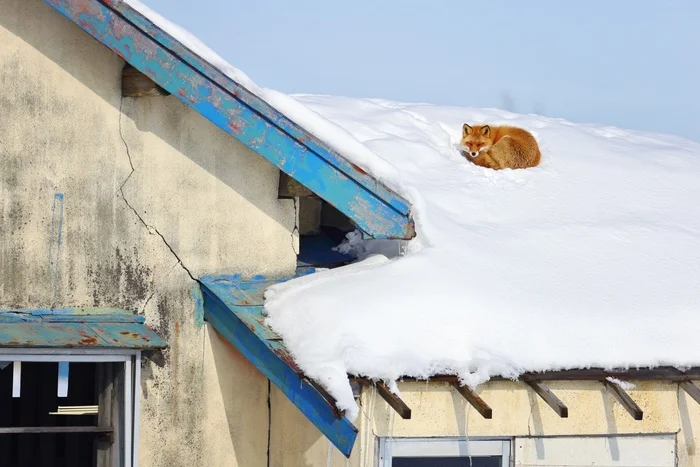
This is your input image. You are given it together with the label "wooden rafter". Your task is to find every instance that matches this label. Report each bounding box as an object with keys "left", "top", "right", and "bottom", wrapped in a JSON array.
[
  {"left": 376, "top": 382, "right": 411, "bottom": 419},
  {"left": 680, "top": 381, "right": 700, "bottom": 405},
  {"left": 526, "top": 380, "right": 568, "bottom": 418},
  {"left": 603, "top": 379, "right": 643, "bottom": 420},
  {"left": 452, "top": 383, "right": 492, "bottom": 419},
  {"left": 348, "top": 368, "right": 700, "bottom": 422}
]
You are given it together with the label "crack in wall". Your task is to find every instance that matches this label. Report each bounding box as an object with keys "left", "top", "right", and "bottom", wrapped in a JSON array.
[
  {"left": 118, "top": 97, "right": 135, "bottom": 191},
  {"left": 140, "top": 260, "right": 181, "bottom": 314},
  {"left": 267, "top": 379, "right": 272, "bottom": 467},
  {"left": 117, "top": 96, "right": 196, "bottom": 283},
  {"left": 291, "top": 197, "right": 299, "bottom": 256}
]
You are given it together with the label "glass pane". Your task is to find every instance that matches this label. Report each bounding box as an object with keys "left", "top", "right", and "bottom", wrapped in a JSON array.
[{"left": 393, "top": 456, "right": 501, "bottom": 467}]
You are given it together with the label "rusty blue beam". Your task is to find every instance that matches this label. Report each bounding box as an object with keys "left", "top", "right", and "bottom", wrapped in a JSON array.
[
  {"left": 0, "top": 309, "right": 165, "bottom": 349},
  {"left": 200, "top": 273, "right": 359, "bottom": 458},
  {"left": 45, "top": 0, "right": 415, "bottom": 240}
]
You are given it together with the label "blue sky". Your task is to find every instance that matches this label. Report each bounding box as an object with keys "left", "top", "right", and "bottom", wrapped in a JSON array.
[{"left": 141, "top": 0, "right": 700, "bottom": 142}]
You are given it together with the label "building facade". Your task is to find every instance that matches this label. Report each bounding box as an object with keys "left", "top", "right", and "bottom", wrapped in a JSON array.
[{"left": 1, "top": 1, "right": 699, "bottom": 466}]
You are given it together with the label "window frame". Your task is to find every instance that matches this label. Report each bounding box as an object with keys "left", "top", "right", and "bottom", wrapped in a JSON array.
[
  {"left": 0, "top": 348, "right": 143, "bottom": 467},
  {"left": 377, "top": 437, "right": 512, "bottom": 467}
]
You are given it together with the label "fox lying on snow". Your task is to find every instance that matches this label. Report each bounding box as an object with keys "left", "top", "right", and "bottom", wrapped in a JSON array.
[{"left": 460, "top": 124, "right": 541, "bottom": 170}]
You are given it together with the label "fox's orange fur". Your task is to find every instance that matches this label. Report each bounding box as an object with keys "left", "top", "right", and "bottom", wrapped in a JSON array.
[{"left": 460, "top": 124, "right": 541, "bottom": 170}]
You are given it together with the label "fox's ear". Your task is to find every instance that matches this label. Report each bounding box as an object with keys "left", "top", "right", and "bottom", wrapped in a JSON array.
[
  {"left": 462, "top": 124, "right": 472, "bottom": 136},
  {"left": 481, "top": 125, "right": 490, "bottom": 136}
]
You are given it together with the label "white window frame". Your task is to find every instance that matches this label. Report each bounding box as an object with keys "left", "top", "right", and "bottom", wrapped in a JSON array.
[
  {"left": 378, "top": 437, "right": 511, "bottom": 467},
  {"left": 0, "top": 348, "right": 143, "bottom": 467}
]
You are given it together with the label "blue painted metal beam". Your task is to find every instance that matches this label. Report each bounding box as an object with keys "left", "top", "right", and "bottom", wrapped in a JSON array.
[
  {"left": 200, "top": 274, "right": 358, "bottom": 457},
  {"left": 0, "top": 308, "right": 166, "bottom": 349},
  {"left": 45, "top": 0, "right": 415, "bottom": 240}
]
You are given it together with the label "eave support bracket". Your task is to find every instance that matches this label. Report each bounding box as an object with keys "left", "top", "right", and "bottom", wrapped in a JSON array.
[
  {"left": 453, "top": 383, "right": 493, "bottom": 419},
  {"left": 603, "top": 379, "right": 643, "bottom": 420},
  {"left": 526, "top": 380, "right": 568, "bottom": 418}
]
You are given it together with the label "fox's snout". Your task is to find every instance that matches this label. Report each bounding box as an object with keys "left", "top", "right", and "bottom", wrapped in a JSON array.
[{"left": 462, "top": 145, "right": 487, "bottom": 158}]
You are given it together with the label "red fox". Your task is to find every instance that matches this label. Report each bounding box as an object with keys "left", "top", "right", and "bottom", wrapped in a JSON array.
[{"left": 460, "top": 124, "right": 541, "bottom": 170}]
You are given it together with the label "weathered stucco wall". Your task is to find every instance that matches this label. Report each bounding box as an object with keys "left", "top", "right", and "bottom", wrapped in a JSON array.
[
  {"left": 0, "top": 1, "right": 298, "bottom": 466},
  {"left": 267, "top": 377, "right": 700, "bottom": 466},
  {"left": 338, "top": 380, "right": 700, "bottom": 466}
]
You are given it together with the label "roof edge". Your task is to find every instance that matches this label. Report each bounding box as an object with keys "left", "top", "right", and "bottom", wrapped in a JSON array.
[
  {"left": 106, "top": 0, "right": 411, "bottom": 215},
  {"left": 46, "top": 0, "right": 415, "bottom": 239},
  {"left": 199, "top": 273, "right": 359, "bottom": 457},
  {"left": 351, "top": 366, "right": 700, "bottom": 383}
]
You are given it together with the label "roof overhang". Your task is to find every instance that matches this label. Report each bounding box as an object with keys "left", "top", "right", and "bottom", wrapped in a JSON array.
[
  {"left": 199, "top": 271, "right": 359, "bottom": 458},
  {"left": 0, "top": 308, "right": 166, "bottom": 349},
  {"left": 351, "top": 367, "right": 700, "bottom": 423},
  {"left": 45, "top": 0, "right": 415, "bottom": 240}
]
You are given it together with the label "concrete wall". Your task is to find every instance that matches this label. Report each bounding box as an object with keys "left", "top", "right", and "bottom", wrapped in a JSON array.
[{"left": 0, "top": 0, "right": 300, "bottom": 466}]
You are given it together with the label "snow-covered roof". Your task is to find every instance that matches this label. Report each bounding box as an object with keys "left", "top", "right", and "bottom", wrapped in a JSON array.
[
  {"left": 263, "top": 96, "right": 700, "bottom": 420},
  {"left": 67, "top": 0, "right": 700, "bottom": 425}
]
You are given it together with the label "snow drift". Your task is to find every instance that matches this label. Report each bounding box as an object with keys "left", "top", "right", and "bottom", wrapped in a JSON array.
[
  {"left": 127, "top": 0, "right": 700, "bottom": 422},
  {"left": 264, "top": 96, "right": 700, "bottom": 421}
]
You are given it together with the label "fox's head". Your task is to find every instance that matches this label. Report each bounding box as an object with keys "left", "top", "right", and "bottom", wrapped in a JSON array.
[{"left": 460, "top": 124, "right": 493, "bottom": 158}]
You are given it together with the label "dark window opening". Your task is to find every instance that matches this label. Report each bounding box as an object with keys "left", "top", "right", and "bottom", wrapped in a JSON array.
[
  {"left": 0, "top": 361, "right": 124, "bottom": 467},
  {"left": 393, "top": 456, "right": 502, "bottom": 467},
  {"left": 297, "top": 197, "right": 357, "bottom": 270}
]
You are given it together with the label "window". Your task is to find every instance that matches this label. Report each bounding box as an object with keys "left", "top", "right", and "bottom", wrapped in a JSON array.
[
  {"left": 377, "top": 438, "right": 511, "bottom": 467},
  {"left": 0, "top": 350, "right": 142, "bottom": 467}
]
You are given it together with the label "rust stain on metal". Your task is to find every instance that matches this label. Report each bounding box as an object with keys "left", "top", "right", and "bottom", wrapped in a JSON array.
[
  {"left": 0, "top": 313, "right": 166, "bottom": 349},
  {"left": 77, "top": 337, "right": 99, "bottom": 346},
  {"left": 305, "top": 377, "right": 345, "bottom": 418},
  {"left": 272, "top": 347, "right": 302, "bottom": 373},
  {"left": 350, "top": 162, "right": 367, "bottom": 176}
]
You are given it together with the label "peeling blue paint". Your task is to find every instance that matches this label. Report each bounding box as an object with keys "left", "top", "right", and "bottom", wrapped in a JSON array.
[
  {"left": 0, "top": 308, "right": 166, "bottom": 349},
  {"left": 44, "top": 0, "right": 415, "bottom": 240}
]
